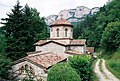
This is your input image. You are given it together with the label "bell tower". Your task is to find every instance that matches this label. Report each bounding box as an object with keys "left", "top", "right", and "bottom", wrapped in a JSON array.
[{"left": 49, "top": 18, "right": 73, "bottom": 39}]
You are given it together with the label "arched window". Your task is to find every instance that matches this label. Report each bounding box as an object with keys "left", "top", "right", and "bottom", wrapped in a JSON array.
[
  {"left": 56, "top": 29, "right": 59, "bottom": 37},
  {"left": 30, "top": 66, "right": 35, "bottom": 75},
  {"left": 65, "top": 28, "right": 68, "bottom": 37},
  {"left": 19, "top": 66, "right": 24, "bottom": 74},
  {"left": 25, "top": 64, "right": 29, "bottom": 71},
  {"left": 51, "top": 28, "right": 53, "bottom": 32}
]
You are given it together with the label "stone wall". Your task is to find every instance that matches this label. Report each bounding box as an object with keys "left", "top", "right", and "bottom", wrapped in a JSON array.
[
  {"left": 50, "top": 26, "right": 73, "bottom": 39},
  {"left": 36, "top": 42, "right": 66, "bottom": 55},
  {"left": 11, "top": 61, "right": 46, "bottom": 81}
]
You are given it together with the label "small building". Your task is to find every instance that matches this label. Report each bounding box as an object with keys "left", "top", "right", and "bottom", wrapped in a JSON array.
[
  {"left": 86, "top": 47, "right": 95, "bottom": 54},
  {"left": 10, "top": 18, "right": 87, "bottom": 81}
]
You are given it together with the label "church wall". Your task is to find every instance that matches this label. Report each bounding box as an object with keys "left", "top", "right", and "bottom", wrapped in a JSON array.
[
  {"left": 50, "top": 26, "right": 73, "bottom": 39},
  {"left": 11, "top": 61, "right": 46, "bottom": 80},
  {"left": 70, "top": 46, "right": 86, "bottom": 54},
  {"left": 36, "top": 42, "right": 66, "bottom": 55}
]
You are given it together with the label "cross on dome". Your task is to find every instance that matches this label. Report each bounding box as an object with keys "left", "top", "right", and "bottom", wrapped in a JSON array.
[{"left": 60, "top": 14, "right": 63, "bottom": 19}]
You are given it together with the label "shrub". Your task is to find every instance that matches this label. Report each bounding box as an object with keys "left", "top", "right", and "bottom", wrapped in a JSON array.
[
  {"left": 68, "top": 55, "right": 93, "bottom": 81},
  {"left": 47, "top": 63, "right": 81, "bottom": 81}
]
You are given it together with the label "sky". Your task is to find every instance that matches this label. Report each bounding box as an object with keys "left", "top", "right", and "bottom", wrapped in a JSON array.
[{"left": 0, "top": 0, "right": 109, "bottom": 26}]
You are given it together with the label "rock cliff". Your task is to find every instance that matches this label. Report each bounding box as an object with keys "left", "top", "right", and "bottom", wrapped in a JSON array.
[{"left": 45, "top": 6, "right": 99, "bottom": 25}]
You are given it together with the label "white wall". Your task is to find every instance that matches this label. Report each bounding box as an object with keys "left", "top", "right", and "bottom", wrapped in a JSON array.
[
  {"left": 12, "top": 61, "right": 45, "bottom": 80},
  {"left": 50, "top": 26, "right": 73, "bottom": 39},
  {"left": 36, "top": 42, "right": 66, "bottom": 55},
  {"left": 69, "top": 46, "right": 86, "bottom": 54}
]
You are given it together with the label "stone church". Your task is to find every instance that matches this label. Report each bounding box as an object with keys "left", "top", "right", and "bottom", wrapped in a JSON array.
[{"left": 10, "top": 18, "right": 87, "bottom": 81}]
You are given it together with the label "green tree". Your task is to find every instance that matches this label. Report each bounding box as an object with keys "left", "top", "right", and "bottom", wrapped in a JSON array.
[
  {"left": 47, "top": 63, "right": 81, "bottom": 81},
  {"left": 68, "top": 55, "right": 92, "bottom": 81},
  {"left": 73, "top": 0, "right": 120, "bottom": 50},
  {"left": 0, "top": 30, "right": 6, "bottom": 55},
  {"left": 0, "top": 55, "right": 11, "bottom": 79},
  {"left": 1, "top": 1, "right": 48, "bottom": 61},
  {"left": 101, "top": 21, "right": 120, "bottom": 51},
  {"left": 0, "top": 28, "right": 11, "bottom": 79}
]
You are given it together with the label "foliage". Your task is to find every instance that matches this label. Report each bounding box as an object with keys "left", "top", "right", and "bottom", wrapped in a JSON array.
[
  {"left": 0, "top": 31, "right": 6, "bottom": 55},
  {"left": 0, "top": 29, "right": 11, "bottom": 79},
  {"left": 104, "top": 50, "right": 120, "bottom": 79},
  {"left": 68, "top": 55, "right": 93, "bottom": 81},
  {"left": 73, "top": 0, "right": 120, "bottom": 50},
  {"left": 1, "top": 1, "right": 48, "bottom": 61},
  {"left": 47, "top": 63, "right": 81, "bottom": 81},
  {"left": 101, "top": 21, "right": 120, "bottom": 51},
  {"left": 0, "top": 55, "right": 11, "bottom": 79}
]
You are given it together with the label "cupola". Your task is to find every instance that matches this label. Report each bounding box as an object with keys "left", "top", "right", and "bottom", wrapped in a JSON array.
[{"left": 49, "top": 18, "right": 73, "bottom": 39}]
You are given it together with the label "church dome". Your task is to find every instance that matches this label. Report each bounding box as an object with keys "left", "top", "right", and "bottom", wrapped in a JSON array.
[{"left": 50, "top": 18, "right": 73, "bottom": 27}]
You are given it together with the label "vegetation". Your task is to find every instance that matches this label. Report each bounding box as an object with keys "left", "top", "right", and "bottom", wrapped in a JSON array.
[
  {"left": 0, "top": 1, "right": 48, "bottom": 79},
  {"left": 68, "top": 55, "right": 92, "bottom": 81},
  {"left": 101, "top": 21, "right": 120, "bottom": 51},
  {"left": 103, "top": 50, "right": 120, "bottom": 79},
  {"left": 1, "top": 1, "right": 48, "bottom": 61},
  {"left": 0, "top": 56, "right": 11, "bottom": 79},
  {"left": 99, "top": 59, "right": 103, "bottom": 73},
  {"left": 73, "top": 0, "right": 120, "bottom": 50},
  {"left": 73, "top": 0, "right": 120, "bottom": 78},
  {"left": 47, "top": 63, "right": 81, "bottom": 81},
  {"left": 0, "top": 30, "right": 11, "bottom": 79}
]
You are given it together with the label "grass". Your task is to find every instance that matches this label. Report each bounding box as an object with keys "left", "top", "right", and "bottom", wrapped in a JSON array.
[
  {"left": 91, "top": 72, "right": 99, "bottom": 81},
  {"left": 98, "top": 59, "right": 108, "bottom": 79},
  {"left": 102, "top": 50, "right": 120, "bottom": 79},
  {"left": 105, "top": 60, "right": 120, "bottom": 79},
  {"left": 99, "top": 59, "right": 103, "bottom": 73}
]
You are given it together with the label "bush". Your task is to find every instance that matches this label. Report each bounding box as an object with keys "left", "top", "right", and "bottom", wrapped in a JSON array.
[
  {"left": 47, "top": 63, "right": 81, "bottom": 81},
  {"left": 68, "top": 55, "right": 93, "bottom": 81}
]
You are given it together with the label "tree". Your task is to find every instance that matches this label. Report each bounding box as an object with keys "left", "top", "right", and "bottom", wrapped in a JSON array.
[
  {"left": 0, "top": 29, "right": 6, "bottom": 55},
  {"left": 0, "top": 28, "right": 11, "bottom": 79},
  {"left": 47, "top": 63, "right": 81, "bottom": 81},
  {"left": 0, "top": 55, "right": 11, "bottom": 79},
  {"left": 1, "top": 1, "right": 48, "bottom": 61},
  {"left": 68, "top": 55, "right": 92, "bottom": 81},
  {"left": 101, "top": 21, "right": 120, "bottom": 51}
]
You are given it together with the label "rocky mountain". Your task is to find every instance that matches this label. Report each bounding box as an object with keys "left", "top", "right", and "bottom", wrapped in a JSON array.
[{"left": 45, "top": 6, "right": 99, "bottom": 25}]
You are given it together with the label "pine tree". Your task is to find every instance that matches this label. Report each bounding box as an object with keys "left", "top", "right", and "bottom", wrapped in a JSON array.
[{"left": 1, "top": 1, "right": 48, "bottom": 61}]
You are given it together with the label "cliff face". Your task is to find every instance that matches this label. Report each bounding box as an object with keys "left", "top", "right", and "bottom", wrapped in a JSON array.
[{"left": 45, "top": 6, "right": 99, "bottom": 25}]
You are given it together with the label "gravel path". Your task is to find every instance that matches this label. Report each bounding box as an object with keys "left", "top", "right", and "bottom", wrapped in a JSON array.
[{"left": 94, "top": 59, "right": 120, "bottom": 81}]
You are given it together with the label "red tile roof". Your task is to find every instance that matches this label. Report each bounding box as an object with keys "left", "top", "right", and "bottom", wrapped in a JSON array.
[
  {"left": 50, "top": 18, "right": 73, "bottom": 27},
  {"left": 86, "top": 47, "right": 94, "bottom": 53},
  {"left": 69, "top": 40, "right": 86, "bottom": 45},
  {"left": 26, "top": 52, "right": 67, "bottom": 68},
  {"left": 10, "top": 52, "right": 67, "bottom": 69},
  {"left": 65, "top": 50, "right": 82, "bottom": 55},
  {"left": 35, "top": 39, "right": 86, "bottom": 46}
]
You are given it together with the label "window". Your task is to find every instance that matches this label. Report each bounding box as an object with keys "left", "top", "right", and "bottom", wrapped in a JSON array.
[
  {"left": 65, "top": 28, "right": 68, "bottom": 37},
  {"left": 51, "top": 29, "right": 53, "bottom": 32},
  {"left": 19, "top": 66, "right": 24, "bottom": 74},
  {"left": 30, "top": 66, "right": 35, "bottom": 75},
  {"left": 56, "top": 29, "right": 59, "bottom": 37},
  {"left": 25, "top": 64, "right": 29, "bottom": 70}
]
